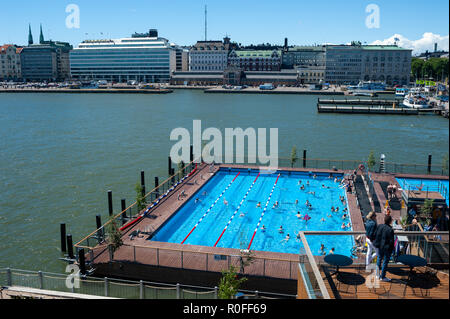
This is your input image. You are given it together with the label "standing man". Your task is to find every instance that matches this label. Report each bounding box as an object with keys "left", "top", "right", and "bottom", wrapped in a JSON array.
[
  {"left": 373, "top": 215, "right": 395, "bottom": 282},
  {"left": 365, "top": 212, "right": 378, "bottom": 267}
]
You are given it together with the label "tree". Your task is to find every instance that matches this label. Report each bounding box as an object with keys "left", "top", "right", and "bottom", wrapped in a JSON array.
[
  {"left": 411, "top": 58, "right": 425, "bottom": 80},
  {"left": 135, "top": 182, "right": 146, "bottom": 211},
  {"left": 290, "top": 146, "right": 298, "bottom": 168},
  {"left": 218, "top": 266, "right": 247, "bottom": 299},
  {"left": 367, "top": 151, "right": 376, "bottom": 171},
  {"left": 106, "top": 216, "right": 123, "bottom": 255},
  {"left": 421, "top": 199, "right": 434, "bottom": 219}
]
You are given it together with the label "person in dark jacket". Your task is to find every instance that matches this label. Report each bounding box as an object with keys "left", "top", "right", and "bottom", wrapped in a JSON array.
[
  {"left": 365, "top": 212, "right": 377, "bottom": 266},
  {"left": 373, "top": 215, "right": 395, "bottom": 282}
]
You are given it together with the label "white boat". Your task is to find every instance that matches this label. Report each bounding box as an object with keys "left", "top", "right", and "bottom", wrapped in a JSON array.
[
  {"left": 347, "top": 81, "right": 386, "bottom": 95},
  {"left": 395, "top": 88, "right": 409, "bottom": 96},
  {"left": 402, "top": 89, "right": 430, "bottom": 109}
]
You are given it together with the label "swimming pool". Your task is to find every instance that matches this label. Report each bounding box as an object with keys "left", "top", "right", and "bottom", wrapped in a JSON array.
[
  {"left": 151, "top": 168, "right": 354, "bottom": 256},
  {"left": 395, "top": 177, "right": 449, "bottom": 206}
]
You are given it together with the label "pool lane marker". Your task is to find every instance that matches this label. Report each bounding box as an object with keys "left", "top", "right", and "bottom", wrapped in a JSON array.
[
  {"left": 213, "top": 172, "right": 261, "bottom": 247},
  {"left": 180, "top": 171, "right": 241, "bottom": 244},
  {"left": 247, "top": 173, "right": 281, "bottom": 251}
]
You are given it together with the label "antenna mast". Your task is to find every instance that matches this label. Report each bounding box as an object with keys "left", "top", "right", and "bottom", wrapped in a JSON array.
[{"left": 205, "top": 5, "right": 207, "bottom": 41}]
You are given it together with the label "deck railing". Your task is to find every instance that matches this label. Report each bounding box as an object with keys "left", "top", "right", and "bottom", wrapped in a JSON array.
[
  {"left": 297, "top": 230, "right": 449, "bottom": 299},
  {"left": 0, "top": 268, "right": 296, "bottom": 299}
]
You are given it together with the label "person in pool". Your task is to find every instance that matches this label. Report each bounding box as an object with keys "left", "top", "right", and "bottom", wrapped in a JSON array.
[
  {"left": 300, "top": 185, "right": 305, "bottom": 190},
  {"left": 298, "top": 180, "right": 302, "bottom": 185},
  {"left": 295, "top": 199, "right": 299, "bottom": 205},
  {"left": 278, "top": 225, "right": 284, "bottom": 233},
  {"left": 305, "top": 200, "right": 310, "bottom": 206},
  {"left": 329, "top": 248, "right": 335, "bottom": 254},
  {"left": 261, "top": 225, "right": 266, "bottom": 232},
  {"left": 297, "top": 212, "right": 302, "bottom": 219},
  {"left": 223, "top": 198, "right": 228, "bottom": 205},
  {"left": 341, "top": 222, "right": 346, "bottom": 229},
  {"left": 331, "top": 206, "right": 335, "bottom": 212},
  {"left": 256, "top": 202, "right": 261, "bottom": 208},
  {"left": 282, "top": 234, "right": 290, "bottom": 242},
  {"left": 320, "top": 244, "right": 326, "bottom": 255},
  {"left": 320, "top": 217, "right": 326, "bottom": 222},
  {"left": 342, "top": 213, "right": 347, "bottom": 219},
  {"left": 346, "top": 222, "right": 351, "bottom": 228},
  {"left": 273, "top": 201, "right": 279, "bottom": 208}
]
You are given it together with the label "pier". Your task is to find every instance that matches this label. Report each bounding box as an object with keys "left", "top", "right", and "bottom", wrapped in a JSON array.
[{"left": 0, "top": 88, "right": 173, "bottom": 94}]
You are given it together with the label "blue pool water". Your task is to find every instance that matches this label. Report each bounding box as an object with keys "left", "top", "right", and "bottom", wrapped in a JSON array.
[
  {"left": 395, "top": 177, "right": 449, "bottom": 206},
  {"left": 151, "top": 168, "right": 355, "bottom": 256}
]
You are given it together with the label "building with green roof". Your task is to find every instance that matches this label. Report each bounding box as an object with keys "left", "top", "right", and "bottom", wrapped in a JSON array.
[{"left": 228, "top": 49, "right": 282, "bottom": 71}]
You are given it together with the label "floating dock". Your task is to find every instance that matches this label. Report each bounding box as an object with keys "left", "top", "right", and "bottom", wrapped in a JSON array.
[
  {"left": 318, "top": 98, "right": 401, "bottom": 106},
  {"left": 317, "top": 104, "right": 420, "bottom": 115}
]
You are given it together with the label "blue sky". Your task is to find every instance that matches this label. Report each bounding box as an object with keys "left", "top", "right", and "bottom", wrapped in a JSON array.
[{"left": 1, "top": 0, "right": 448, "bottom": 52}]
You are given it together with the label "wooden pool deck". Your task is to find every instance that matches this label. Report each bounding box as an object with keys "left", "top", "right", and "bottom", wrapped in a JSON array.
[
  {"left": 85, "top": 164, "right": 448, "bottom": 296},
  {"left": 320, "top": 264, "right": 449, "bottom": 299}
]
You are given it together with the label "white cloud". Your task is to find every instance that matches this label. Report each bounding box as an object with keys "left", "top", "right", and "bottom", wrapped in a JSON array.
[{"left": 371, "top": 32, "right": 449, "bottom": 55}]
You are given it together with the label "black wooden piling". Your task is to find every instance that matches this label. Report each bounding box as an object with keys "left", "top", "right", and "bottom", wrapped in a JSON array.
[
  {"left": 155, "top": 177, "right": 159, "bottom": 198},
  {"left": 428, "top": 154, "right": 432, "bottom": 173},
  {"left": 66, "top": 234, "right": 74, "bottom": 259},
  {"left": 60, "top": 223, "right": 67, "bottom": 253},
  {"left": 303, "top": 150, "right": 307, "bottom": 168},
  {"left": 140, "top": 171, "right": 146, "bottom": 196},
  {"left": 121, "top": 199, "right": 127, "bottom": 225},
  {"left": 190, "top": 145, "right": 194, "bottom": 162},
  {"left": 96, "top": 215, "right": 103, "bottom": 242},
  {"left": 108, "top": 190, "right": 113, "bottom": 216},
  {"left": 78, "top": 248, "right": 86, "bottom": 275},
  {"left": 168, "top": 156, "right": 172, "bottom": 176}
]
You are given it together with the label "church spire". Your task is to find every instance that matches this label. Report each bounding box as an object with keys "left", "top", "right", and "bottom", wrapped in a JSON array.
[
  {"left": 39, "top": 24, "right": 44, "bottom": 44},
  {"left": 28, "top": 24, "right": 33, "bottom": 45}
]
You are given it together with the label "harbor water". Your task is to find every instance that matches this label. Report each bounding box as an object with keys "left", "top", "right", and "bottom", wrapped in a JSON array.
[{"left": 0, "top": 90, "right": 448, "bottom": 273}]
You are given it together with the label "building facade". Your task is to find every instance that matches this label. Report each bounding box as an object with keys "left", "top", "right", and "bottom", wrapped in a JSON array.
[
  {"left": 228, "top": 50, "right": 282, "bottom": 71},
  {"left": 70, "top": 30, "right": 174, "bottom": 83},
  {"left": 20, "top": 45, "right": 57, "bottom": 81},
  {"left": 282, "top": 46, "right": 326, "bottom": 70},
  {"left": 189, "top": 39, "right": 230, "bottom": 71},
  {"left": 324, "top": 44, "right": 412, "bottom": 85},
  {"left": 20, "top": 25, "right": 72, "bottom": 82},
  {"left": 0, "top": 45, "right": 22, "bottom": 81}
]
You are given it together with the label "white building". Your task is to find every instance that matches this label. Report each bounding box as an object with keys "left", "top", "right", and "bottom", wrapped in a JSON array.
[
  {"left": 0, "top": 45, "right": 22, "bottom": 81},
  {"left": 70, "top": 30, "right": 178, "bottom": 83}
]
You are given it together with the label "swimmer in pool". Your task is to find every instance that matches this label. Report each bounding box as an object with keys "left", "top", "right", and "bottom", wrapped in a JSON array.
[
  {"left": 297, "top": 212, "right": 302, "bottom": 219},
  {"left": 346, "top": 222, "right": 351, "bottom": 228},
  {"left": 282, "top": 234, "right": 290, "bottom": 242},
  {"left": 273, "top": 201, "right": 279, "bottom": 208},
  {"left": 278, "top": 225, "right": 284, "bottom": 233},
  {"left": 261, "top": 225, "right": 266, "bottom": 232},
  {"left": 341, "top": 222, "right": 346, "bottom": 229},
  {"left": 300, "top": 185, "right": 305, "bottom": 190},
  {"left": 240, "top": 212, "right": 245, "bottom": 217},
  {"left": 320, "top": 244, "right": 326, "bottom": 255},
  {"left": 256, "top": 202, "right": 261, "bottom": 208},
  {"left": 320, "top": 217, "right": 326, "bottom": 222},
  {"left": 331, "top": 206, "right": 335, "bottom": 212},
  {"left": 329, "top": 248, "right": 335, "bottom": 254},
  {"left": 223, "top": 199, "right": 228, "bottom": 205},
  {"left": 305, "top": 200, "right": 310, "bottom": 206},
  {"left": 298, "top": 180, "right": 302, "bottom": 185},
  {"left": 202, "top": 191, "right": 207, "bottom": 196},
  {"left": 295, "top": 199, "right": 299, "bottom": 205}
]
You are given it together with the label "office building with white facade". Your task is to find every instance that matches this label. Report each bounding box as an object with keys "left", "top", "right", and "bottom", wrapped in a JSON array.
[{"left": 70, "top": 29, "right": 178, "bottom": 83}]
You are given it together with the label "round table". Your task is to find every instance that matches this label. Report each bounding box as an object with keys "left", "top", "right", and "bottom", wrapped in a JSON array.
[
  {"left": 397, "top": 254, "right": 427, "bottom": 296},
  {"left": 324, "top": 254, "right": 353, "bottom": 277}
]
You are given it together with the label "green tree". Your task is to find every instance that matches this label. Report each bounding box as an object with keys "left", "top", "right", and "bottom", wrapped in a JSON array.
[
  {"left": 411, "top": 58, "right": 425, "bottom": 80},
  {"left": 106, "top": 216, "right": 123, "bottom": 254},
  {"left": 135, "top": 182, "right": 146, "bottom": 211},
  {"left": 367, "top": 151, "right": 376, "bottom": 171},
  {"left": 290, "top": 146, "right": 298, "bottom": 168},
  {"left": 218, "top": 266, "right": 247, "bottom": 299},
  {"left": 421, "top": 199, "right": 434, "bottom": 218}
]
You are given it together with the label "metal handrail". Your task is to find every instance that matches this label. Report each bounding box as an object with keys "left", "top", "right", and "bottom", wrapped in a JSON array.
[{"left": 74, "top": 160, "right": 198, "bottom": 248}]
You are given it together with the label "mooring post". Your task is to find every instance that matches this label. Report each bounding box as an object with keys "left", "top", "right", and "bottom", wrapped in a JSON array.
[
  {"left": 190, "top": 144, "right": 194, "bottom": 162},
  {"left": 155, "top": 177, "right": 159, "bottom": 198},
  {"left": 141, "top": 171, "right": 146, "bottom": 196},
  {"left": 176, "top": 283, "right": 181, "bottom": 299},
  {"left": 66, "top": 234, "right": 74, "bottom": 259},
  {"left": 96, "top": 215, "right": 102, "bottom": 242},
  {"left": 60, "top": 223, "right": 67, "bottom": 253},
  {"left": 303, "top": 149, "right": 307, "bottom": 168},
  {"left": 6, "top": 268, "right": 12, "bottom": 286},
  {"left": 104, "top": 277, "right": 109, "bottom": 297},
  {"left": 38, "top": 271, "right": 43, "bottom": 289},
  {"left": 428, "top": 154, "right": 432, "bottom": 173},
  {"left": 79, "top": 248, "right": 86, "bottom": 275},
  {"left": 171, "top": 168, "right": 175, "bottom": 186},
  {"left": 107, "top": 190, "right": 113, "bottom": 216},
  {"left": 121, "top": 199, "right": 127, "bottom": 225},
  {"left": 168, "top": 156, "right": 172, "bottom": 176}
]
